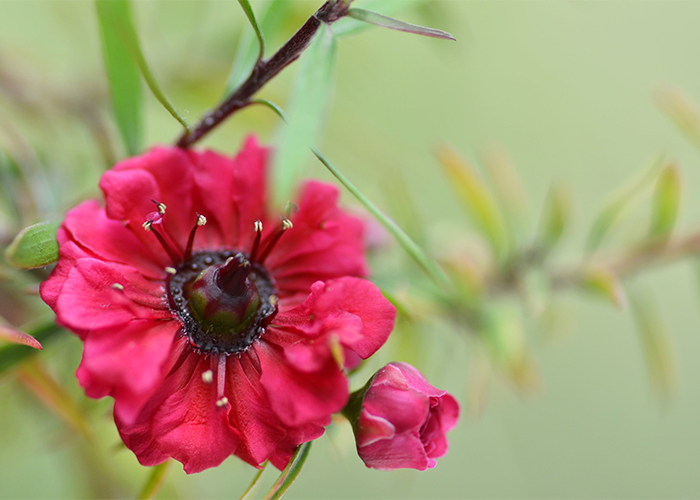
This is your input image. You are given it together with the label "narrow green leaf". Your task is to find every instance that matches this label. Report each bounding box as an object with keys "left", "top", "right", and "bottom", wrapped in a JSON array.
[
  {"left": 95, "top": 0, "right": 143, "bottom": 155},
  {"left": 580, "top": 266, "right": 627, "bottom": 310},
  {"left": 238, "top": 0, "right": 265, "bottom": 63},
  {"left": 0, "top": 322, "right": 64, "bottom": 377},
  {"left": 273, "top": 23, "right": 336, "bottom": 205},
  {"left": 313, "top": 147, "right": 451, "bottom": 289},
  {"left": 649, "top": 162, "right": 681, "bottom": 239},
  {"left": 4, "top": 220, "right": 61, "bottom": 269},
  {"left": 239, "top": 461, "right": 268, "bottom": 500},
  {"left": 96, "top": 0, "right": 189, "bottom": 142},
  {"left": 435, "top": 145, "right": 510, "bottom": 263},
  {"left": 333, "top": 0, "right": 422, "bottom": 38},
  {"left": 262, "top": 442, "right": 312, "bottom": 500},
  {"left": 250, "top": 99, "right": 288, "bottom": 123},
  {"left": 655, "top": 86, "right": 700, "bottom": 153},
  {"left": 225, "top": 0, "right": 291, "bottom": 95},
  {"left": 537, "top": 182, "right": 571, "bottom": 252},
  {"left": 0, "top": 325, "right": 42, "bottom": 350},
  {"left": 137, "top": 461, "right": 172, "bottom": 500},
  {"left": 347, "top": 7, "right": 454, "bottom": 40},
  {"left": 629, "top": 287, "right": 677, "bottom": 399},
  {"left": 586, "top": 156, "right": 664, "bottom": 253}
]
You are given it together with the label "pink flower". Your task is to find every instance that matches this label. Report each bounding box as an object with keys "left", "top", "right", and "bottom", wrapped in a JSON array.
[
  {"left": 344, "top": 362, "right": 460, "bottom": 470},
  {"left": 41, "top": 137, "right": 396, "bottom": 473}
]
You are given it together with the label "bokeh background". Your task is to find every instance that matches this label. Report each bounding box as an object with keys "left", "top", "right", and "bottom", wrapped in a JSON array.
[{"left": 1, "top": 1, "right": 700, "bottom": 498}]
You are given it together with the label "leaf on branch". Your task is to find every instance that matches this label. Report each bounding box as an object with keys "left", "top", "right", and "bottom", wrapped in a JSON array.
[
  {"left": 580, "top": 267, "right": 627, "bottom": 310},
  {"left": 250, "top": 99, "right": 288, "bottom": 123},
  {"left": 537, "top": 182, "right": 571, "bottom": 252},
  {"left": 272, "top": 23, "right": 337, "bottom": 204},
  {"left": 0, "top": 325, "right": 42, "bottom": 350},
  {"left": 333, "top": 0, "right": 421, "bottom": 38},
  {"left": 0, "top": 322, "right": 64, "bottom": 377},
  {"left": 95, "top": 0, "right": 143, "bottom": 155},
  {"left": 435, "top": 144, "right": 510, "bottom": 263},
  {"left": 4, "top": 220, "right": 61, "bottom": 269},
  {"left": 261, "top": 442, "right": 312, "bottom": 500},
  {"left": 628, "top": 287, "right": 677, "bottom": 400},
  {"left": 346, "top": 7, "right": 455, "bottom": 40},
  {"left": 237, "top": 0, "right": 265, "bottom": 63},
  {"left": 586, "top": 155, "right": 664, "bottom": 253},
  {"left": 649, "top": 162, "right": 681, "bottom": 240}
]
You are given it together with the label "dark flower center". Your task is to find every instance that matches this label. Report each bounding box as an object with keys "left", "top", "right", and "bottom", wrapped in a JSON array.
[{"left": 167, "top": 250, "right": 278, "bottom": 354}]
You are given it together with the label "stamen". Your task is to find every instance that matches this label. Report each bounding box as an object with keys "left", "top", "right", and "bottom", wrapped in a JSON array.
[
  {"left": 164, "top": 268, "right": 177, "bottom": 309},
  {"left": 257, "top": 217, "right": 293, "bottom": 264},
  {"left": 111, "top": 283, "right": 125, "bottom": 291},
  {"left": 151, "top": 199, "right": 167, "bottom": 215},
  {"left": 202, "top": 370, "right": 214, "bottom": 384},
  {"left": 144, "top": 221, "right": 183, "bottom": 265},
  {"left": 184, "top": 213, "right": 207, "bottom": 262},
  {"left": 216, "top": 355, "right": 227, "bottom": 407},
  {"left": 248, "top": 220, "right": 263, "bottom": 264}
]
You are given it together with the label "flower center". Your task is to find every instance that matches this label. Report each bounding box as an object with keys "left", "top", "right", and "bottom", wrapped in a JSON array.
[
  {"left": 167, "top": 250, "right": 278, "bottom": 354},
  {"left": 142, "top": 200, "right": 293, "bottom": 355}
]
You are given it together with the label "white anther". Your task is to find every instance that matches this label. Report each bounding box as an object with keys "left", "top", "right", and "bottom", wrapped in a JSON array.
[
  {"left": 157, "top": 202, "right": 167, "bottom": 215},
  {"left": 270, "top": 294, "right": 279, "bottom": 306},
  {"left": 202, "top": 370, "right": 214, "bottom": 384},
  {"left": 111, "top": 283, "right": 125, "bottom": 291},
  {"left": 196, "top": 214, "right": 207, "bottom": 226},
  {"left": 254, "top": 220, "right": 263, "bottom": 232},
  {"left": 216, "top": 396, "right": 229, "bottom": 407},
  {"left": 224, "top": 256, "right": 234, "bottom": 266},
  {"left": 281, "top": 218, "right": 293, "bottom": 230},
  {"left": 165, "top": 267, "right": 177, "bottom": 275},
  {"left": 142, "top": 220, "right": 153, "bottom": 232}
]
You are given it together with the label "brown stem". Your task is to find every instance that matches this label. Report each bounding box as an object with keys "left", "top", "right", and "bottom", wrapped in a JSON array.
[{"left": 175, "top": 0, "right": 351, "bottom": 149}]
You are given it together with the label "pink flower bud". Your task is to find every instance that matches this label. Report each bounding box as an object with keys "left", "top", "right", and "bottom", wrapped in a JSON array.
[{"left": 344, "top": 362, "right": 460, "bottom": 470}]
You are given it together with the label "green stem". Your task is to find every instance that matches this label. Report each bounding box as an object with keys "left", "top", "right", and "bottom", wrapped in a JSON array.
[
  {"left": 239, "top": 460, "right": 268, "bottom": 500},
  {"left": 312, "top": 147, "right": 452, "bottom": 290},
  {"left": 137, "top": 460, "right": 172, "bottom": 500},
  {"left": 261, "top": 442, "right": 312, "bottom": 500}
]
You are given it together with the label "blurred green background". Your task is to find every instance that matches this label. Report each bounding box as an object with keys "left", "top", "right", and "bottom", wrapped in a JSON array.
[{"left": 1, "top": 1, "right": 700, "bottom": 498}]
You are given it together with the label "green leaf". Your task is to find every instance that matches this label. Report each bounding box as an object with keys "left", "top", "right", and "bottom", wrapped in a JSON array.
[
  {"left": 237, "top": 0, "right": 265, "bottom": 63},
  {"left": 655, "top": 86, "right": 700, "bottom": 153},
  {"left": 580, "top": 266, "right": 627, "bottom": 310},
  {"left": 435, "top": 144, "right": 511, "bottom": 263},
  {"left": 4, "top": 220, "right": 61, "bottom": 269},
  {"left": 0, "top": 322, "right": 64, "bottom": 377},
  {"left": 313, "top": 147, "right": 451, "bottom": 289},
  {"left": 261, "top": 442, "right": 312, "bottom": 500},
  {"left": 347, "top": 7, "right": 455, "bottom": 40},
  {"left": 239, "top": 461, "right": 268, "bottom": 500},
  {"left": 537, "top": 182, "right": 571, "bottom": 252},
  {"left": 225, "top": 0, "right": 292, "bottom": 95},
  {"left": 629, "top": 287, "right": 677, "bottom": 399},
  {"left": 333, "top": 0, "right": 422, "bottom": 38},
  {"left": 95, "top": 0, "right": 143, "bottom": 155},
  {"left": 137, "top": 461, "right": 172, "bottom": 500},
  {"left": 585, "top": 155, "right": 664, "bottom": 253},
  {"left": 649, "top": 162, "right": 681, "bottom": 239},
  {"left": 272, "top": 23, "right": 337, "bottom": 205},
  {"left": 250, "top": 99, "right": 288, "bottom": 123},
  {"left": 96, "top": 0, "right": 189, "bottom": 146}
]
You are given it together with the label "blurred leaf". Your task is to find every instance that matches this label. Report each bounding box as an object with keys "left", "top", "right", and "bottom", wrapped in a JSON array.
[
  {"left": 629, "top": 287, "right": 677, "bottom": 399},
  {"left": 225, "top": 0, "right": 292, "bottom": 95},
  {"left": 580, "top": 266, "right": 627, "bottom": 310},
  {"left": 0, "top": 325, "right": 42, "bottom": 350},
  {"left": 237, "top": 0, "right": 265, "bottom": 63},
  {"left": 347, "top": 8, "right": 455, "bottom": 40},
  {"left": 273, "top": 23, "right": 336, "bottom": 204},
  {"left": 18, "top": 358, "right": 94, "bottom": 441},
  {"left": 0, "top": 322, "right": 63, "bottom": 377},
  {"left": 250, "top": 99, "right": 288, "bottom": 123},
  {"left": 649, "top": 162, "right": 681, "bottom": 240},
  {"left": 95, "top": 0, "right": 143, "bottom": 155},
  {"left": 586, "top": 156, "right": 664, "bottom": 253},
  {"left": 261, "top": 442, "right": 312, "bottom": 500},
  {"left": 313, "top": 147, "right": 451, "bottom": 289},
  {"left": 466, "top": 348, "right": 491, "bottom": 419},
  {"left": 239, "top": 461, "right": 268, "bottom": 500},
  {"left": 4, "top": 220, "right": 60, "bottom": 269},
  {"left": 655, "top": 86, "right": 700, "bottom": 152},
  {"left": 478, "top": 306, "right": 539, "bottom": 393},
  {"left": 137, "top": 460, "right": 172, "bottom": 500},
  {"left": 537, "top": 182, "right": 571, "bottom": 252},
  {"left": 333, "top": 0, "right": 422, "bottom": 38},
  {"left": 435, "top": 144, "right": 510, "bottom": 262},
  {"left": 481, "top": 146, "right": 530, "bottom": 243},
  {"left": 0, "top": 147, "right": 21, "bottom": 223},
  {"left": 381, "top": 169, "right": 426, "bottom": 246}
]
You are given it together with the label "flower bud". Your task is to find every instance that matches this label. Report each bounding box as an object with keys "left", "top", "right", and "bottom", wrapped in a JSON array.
[{"left": 343, "top": 362, "right": 460, "bottom": 470}]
